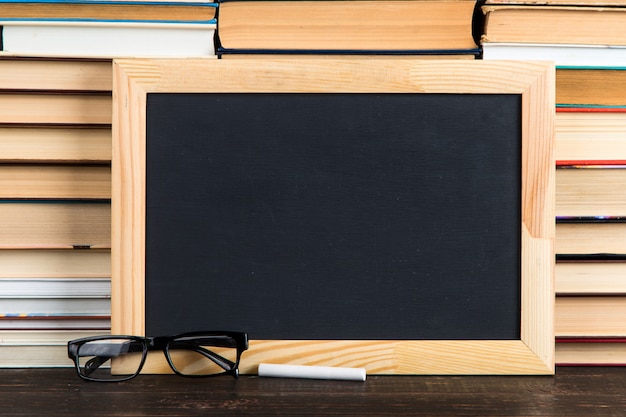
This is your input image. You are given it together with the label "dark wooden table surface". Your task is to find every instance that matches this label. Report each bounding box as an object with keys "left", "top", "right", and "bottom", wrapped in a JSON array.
[{"left": 2, "top": 367, "right": 626, "bottom": 416}]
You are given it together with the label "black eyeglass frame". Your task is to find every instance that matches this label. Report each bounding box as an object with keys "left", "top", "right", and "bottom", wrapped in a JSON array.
[{"left": 67, "top": 331, "right": 249, "bottom": 382}]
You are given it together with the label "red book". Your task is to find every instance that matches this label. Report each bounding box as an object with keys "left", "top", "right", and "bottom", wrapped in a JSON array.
[{"left": 557, "top": 337, "right": 626, "bottom": 367}]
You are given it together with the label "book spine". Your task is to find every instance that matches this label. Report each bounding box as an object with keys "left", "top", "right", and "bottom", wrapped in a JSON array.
[
  {"left": 556, "top": 106, "right": 626, "bottom": 112},
  {"left": 556, "top": 161, "right": 626, "bottom": 167},
  {"left": 0, "top": 58, "right": 112, "bottom": 346}
]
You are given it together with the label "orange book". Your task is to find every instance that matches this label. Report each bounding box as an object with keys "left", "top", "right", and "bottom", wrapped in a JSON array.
[{"left": 217, "top": 0, "right": 479, "bottom": 53}]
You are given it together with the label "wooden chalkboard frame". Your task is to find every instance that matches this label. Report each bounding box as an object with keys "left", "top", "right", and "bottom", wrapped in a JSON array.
[{"left": 112, "top": 58, "right": 555, "bottom": 375}]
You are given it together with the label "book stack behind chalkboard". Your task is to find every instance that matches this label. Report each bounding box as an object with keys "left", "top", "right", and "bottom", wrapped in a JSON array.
[
  {"left": 481, "top": 0, "right": 626, "bottom": 365},
  {"left": 215, "top": 0, "right": 481, "bottom": 58},
  {"left": 0, "top": 0, "right": 217, "bottom": 57},
  {"left": 0, "top": 58, "right": 112, "bottom": 366}
]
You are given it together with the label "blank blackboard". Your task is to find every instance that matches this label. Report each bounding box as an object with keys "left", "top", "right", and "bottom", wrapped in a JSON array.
[
  {"left": 144, "top": 92, "right": 521, "bottom": 340},
  {"left": 112, "top": 58, "right": 555, "bottom": 374}
]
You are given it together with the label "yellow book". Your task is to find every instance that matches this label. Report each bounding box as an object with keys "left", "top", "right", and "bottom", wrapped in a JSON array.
[
  {"left": 0, "top": 1, "right": 216, "bottom": 21},
  {"left": 0, "top": 249, "right": 110, "bottom": 278},
  {"left": 0, "top": 94, "right": 111, "bottom": 124},
  {"left": 0, "top": 127, "right": 111, "bottom": 163},
  {"left": 557, "top": 260, "right": 626, "bottom": 295},
  {"left": 0, "top": 202, "right": 110, "bottom": 249},
  {"left": 556, "top": 296, "right": 626, "bottom": 337},
  {"left": 556, "top": 167, "right": 626, "bottom": 217},
  {"left": 557, "top": 68, "right": 626, "bottom": 107},
  {"left": 556, "top": 222, "right": 626, "bottom": 255},
  {"left": 0, "top": 59, "right": 111, "bottom": 91},
  {"left": 556, "top": 109, "right": 626, "bottom": 163},
  {"left": 0, "top": 165, "right": 110, "bottom": 199}
]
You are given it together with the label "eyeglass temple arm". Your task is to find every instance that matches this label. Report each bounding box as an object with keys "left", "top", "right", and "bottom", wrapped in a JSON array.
[
  {"left": 83, "top": 356, "right": 111, "bottom": 376},
  {"left": 168, "top": 341, "right": 236, "bottom": 372}
]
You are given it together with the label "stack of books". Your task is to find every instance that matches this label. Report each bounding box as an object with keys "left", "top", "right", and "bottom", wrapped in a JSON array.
[
  {"left": 0, "top": 0, "right": 217, "bottom": 57},
  {"left": 1, "top": 0, "right": 479, "bottom": 368},
  {"left": 0, "top": 58, "right": 112, "bottom": 366},
  {"left": 481, "top": 0, "right": 626, "bottom": 365},
  {"left": 215, "top": 0, "right": 481, "bottom": 58},
  {"left": 0, "top": 1, "right": 221, "bottom": 367},
  {"left": 481, "top": 0, "right": 626, "bottom": 64}
]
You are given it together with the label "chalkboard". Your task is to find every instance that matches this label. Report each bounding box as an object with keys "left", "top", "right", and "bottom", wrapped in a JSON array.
[
  {"left": 112, "top": 58, "right": 555, "bottom": 374},
  {"left": 145, "top": 92, "right": 521, "bottom": 341}
]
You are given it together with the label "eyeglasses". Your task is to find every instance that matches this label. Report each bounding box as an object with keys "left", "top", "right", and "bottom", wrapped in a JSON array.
[{"left": 67, "top": 331, "right": 248, "bottom": 382}]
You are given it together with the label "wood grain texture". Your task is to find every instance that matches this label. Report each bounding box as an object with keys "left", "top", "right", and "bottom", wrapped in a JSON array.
[
  {"left": 111, "top": 59, "right": 147, "bottom": 338},
  {"left": 112, "top": 59, "right": 555, "bottom": 375},
  {"left": 113, "top": 58, "right": 552, "bottom": 94},
  {"left": 1, "top": 368, "right": 626, "bottom": 417},
  {"left": 138, "top": 340, "right": 552, "bottom": 376}
]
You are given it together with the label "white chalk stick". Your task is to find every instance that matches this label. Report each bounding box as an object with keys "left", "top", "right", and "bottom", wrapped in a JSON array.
[{"left": 257, "top": 363, "right": 366, "bottom": 381}]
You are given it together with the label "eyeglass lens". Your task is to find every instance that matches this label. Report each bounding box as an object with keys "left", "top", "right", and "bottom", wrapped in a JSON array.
[
  {"left": 166, "top": 335, "right": 239, "bottom": 376},
  {"left": 76, "top": 337, "right": 145, "bottom": 381}
]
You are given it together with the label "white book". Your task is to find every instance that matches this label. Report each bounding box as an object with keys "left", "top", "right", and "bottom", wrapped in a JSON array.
[
  {"left": 482, "top": 42, "right": 626, "bottom": 67},
  {"left": 0, "top": 344, "right": 77, "bottom": 367},
  {"left": 0, "top": 278, "right": 110, "bottom": 298},
  {"left": 0, "top": 330, "right": 106, "bottom": 368},
  {"left": 0, "top": 298, "right": 110, "bottom": 315},
  {"left": 0, "top": 329, "right": 104, "bottom": 345},
  {"left": 1, "top": 20, "right": 216, "bottom": 58},
  {"left": 0, "top": 316, "right": 110, "bottom": 330}
]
